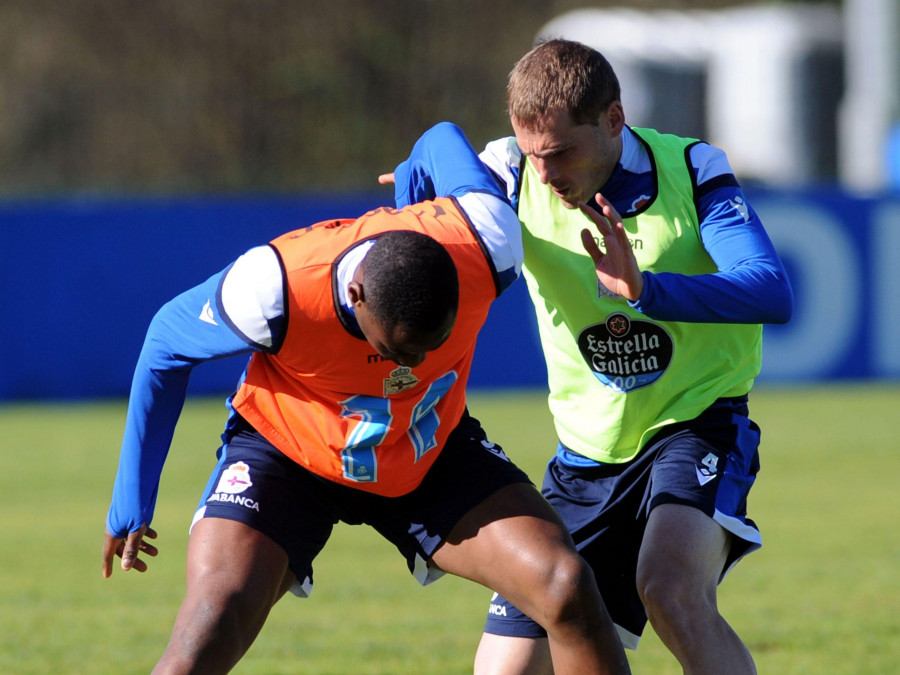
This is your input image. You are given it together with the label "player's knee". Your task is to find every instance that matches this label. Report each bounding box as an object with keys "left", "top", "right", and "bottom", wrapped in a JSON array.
[
  {"left": 167, "top": 590, "right": 261, "bottom": 670},
  {"left": 638, "top": 573, "right": 713, "bottom": 632},
  {"left": 534, "top": 554, "right": 599, "bottom": 629}
]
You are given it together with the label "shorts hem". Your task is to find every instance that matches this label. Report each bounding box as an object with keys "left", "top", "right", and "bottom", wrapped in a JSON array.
[{"left": 483, "top": 620, "right": 642, "bottom": 651}]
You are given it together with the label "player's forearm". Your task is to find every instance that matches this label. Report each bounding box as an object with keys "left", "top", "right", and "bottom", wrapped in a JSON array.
[
  {"left": 633, "top": 264, "right": 793, "bottom": 324},
  {"left": 395, "top": 122, "right": 508, "bottom": 206},
  {"left": 641, "top": 186, "right": 792, "bottom": 324},
  {"left": 106, "top": 359, "right": 190, "bottom": 537},
  {"left": 105, "top": 276, "right": 253, "bottom": 536}
]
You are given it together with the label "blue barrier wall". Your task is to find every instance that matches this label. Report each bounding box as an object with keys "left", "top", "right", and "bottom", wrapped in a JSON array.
[{"left": 1, "top": 188, "right": 898, "bottom": 401}]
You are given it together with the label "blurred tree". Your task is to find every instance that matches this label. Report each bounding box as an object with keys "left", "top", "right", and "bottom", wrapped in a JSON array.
[{"left": 0, "top": 0, "right": 796, "bottom": 196}]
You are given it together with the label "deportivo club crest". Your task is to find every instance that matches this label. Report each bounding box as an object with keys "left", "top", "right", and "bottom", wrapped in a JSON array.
[
  {"left": 383, "top": 365, "right": 419, "bottom": 396},
  {"left": 214, "top": 461, "right": 253, "bottom": 494}
]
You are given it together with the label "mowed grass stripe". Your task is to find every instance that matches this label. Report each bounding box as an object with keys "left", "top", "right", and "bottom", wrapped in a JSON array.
[{"left": 0, "top": 384, "right": 897, "bottom": 673}]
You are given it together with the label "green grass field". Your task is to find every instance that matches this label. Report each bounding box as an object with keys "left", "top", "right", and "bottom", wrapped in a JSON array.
[{"left": 1, "top": 384, "right": 898, "bottom": 674}]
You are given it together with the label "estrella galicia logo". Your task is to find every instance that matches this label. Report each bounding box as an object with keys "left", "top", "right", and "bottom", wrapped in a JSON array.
[{"left": 577, "top": 313, "right": 673, "bottom": 393}]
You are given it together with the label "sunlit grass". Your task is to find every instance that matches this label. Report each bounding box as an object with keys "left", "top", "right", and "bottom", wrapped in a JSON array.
[{"left": 0, "top": 384, "right": 897, "bottom": 673}]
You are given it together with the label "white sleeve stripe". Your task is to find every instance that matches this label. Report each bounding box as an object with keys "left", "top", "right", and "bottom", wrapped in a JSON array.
[
  {"left": 479, "top": 137, "right": 522, "bottom": 205},
  {"left": 219, "top": 245, "right": 284, "bottom": 348},
  {"left": 456, "top": 192, "right": 523, "bottom": 282}
]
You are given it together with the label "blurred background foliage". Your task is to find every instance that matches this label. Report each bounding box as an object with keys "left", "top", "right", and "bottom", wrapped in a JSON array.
[{"left": 0, "top": 0, "right": 823, "bottom": 197}]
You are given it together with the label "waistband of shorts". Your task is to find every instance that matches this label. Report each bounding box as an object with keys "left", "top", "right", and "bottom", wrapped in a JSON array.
[{"left": 556, "top": 394, "right": 750, "bottom": 469}]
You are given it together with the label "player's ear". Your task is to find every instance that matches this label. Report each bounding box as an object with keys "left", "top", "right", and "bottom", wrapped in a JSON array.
[
  {"left": 606, "top": 101, "right": 625, "bottom": 135},
  {"left": 348, "top": 281, "right": 364, "bottom": 306}
]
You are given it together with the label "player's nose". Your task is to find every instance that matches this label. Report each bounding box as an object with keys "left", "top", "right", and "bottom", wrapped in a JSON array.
[{"left": 532, "top": 157, "right": 557, "bottom": 184}]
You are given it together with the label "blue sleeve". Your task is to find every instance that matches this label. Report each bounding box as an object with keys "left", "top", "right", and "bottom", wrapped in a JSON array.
[
  {"left": 632, "top": 186, "right": 793, "bottom": 324},
  {"left": 105, "top": 269, "right": 257, "bottom": 537},
  {"left": 393, "top": 122, "right": 508, "bottom": 207}
]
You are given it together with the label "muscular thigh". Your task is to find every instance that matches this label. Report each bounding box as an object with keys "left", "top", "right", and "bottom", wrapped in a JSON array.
[
  {"left": 186, "top": 517, "right": 296, "bottom": 605},
  {"left": 371, "top": 412, "right": 536, "bottom": 587},
  {"left": 431, "top": 481, "right": 573, "bottom": 593},
  {"left": 637, "top": 503, "right": 730, "bottom": 595},
  {"left": 194, "top": 421, "right": 340, "bottom": 597}
]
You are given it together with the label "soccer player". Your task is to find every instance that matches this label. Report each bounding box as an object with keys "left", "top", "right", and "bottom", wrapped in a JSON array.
[
  {"left": 101, "top": 122, "right": 630, "bottom": 675},
  {"left": 469, "top": 40, "right": 794, "bottom": 674}
]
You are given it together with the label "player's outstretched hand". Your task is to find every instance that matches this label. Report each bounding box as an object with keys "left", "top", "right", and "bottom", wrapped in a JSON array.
[
  {"left": 102, "top": 525, "right": 158, "bottom": 578},
  {"left": 377, "top": 172, "right": 395, "bottom": 185},
  {"left": 579, "top": 193, "right": 644, "bottom": 302}
]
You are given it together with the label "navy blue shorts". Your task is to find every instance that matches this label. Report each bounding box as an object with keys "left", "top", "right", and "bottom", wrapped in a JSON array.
[
  {"left": 483, "top": 396, "right": 762, "bottom": 648},
  {"left": 193, "top": 412, "right": 532, "bottom": 597}
]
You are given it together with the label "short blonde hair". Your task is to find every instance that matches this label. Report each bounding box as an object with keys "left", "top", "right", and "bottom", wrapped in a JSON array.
[{"left": 507, "top": 39, "right": 620, "bottom": 129}]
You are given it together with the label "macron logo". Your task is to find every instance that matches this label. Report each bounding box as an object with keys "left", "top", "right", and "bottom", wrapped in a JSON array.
[
  {"left": 729, "top": 196, "right": 750, "bottom": 222},
  {"left": 199, "top": 299, "right": 218, "bottom": 326},
  {"left": 695, "top": 466, "right": 717, "bottom": 486}
]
